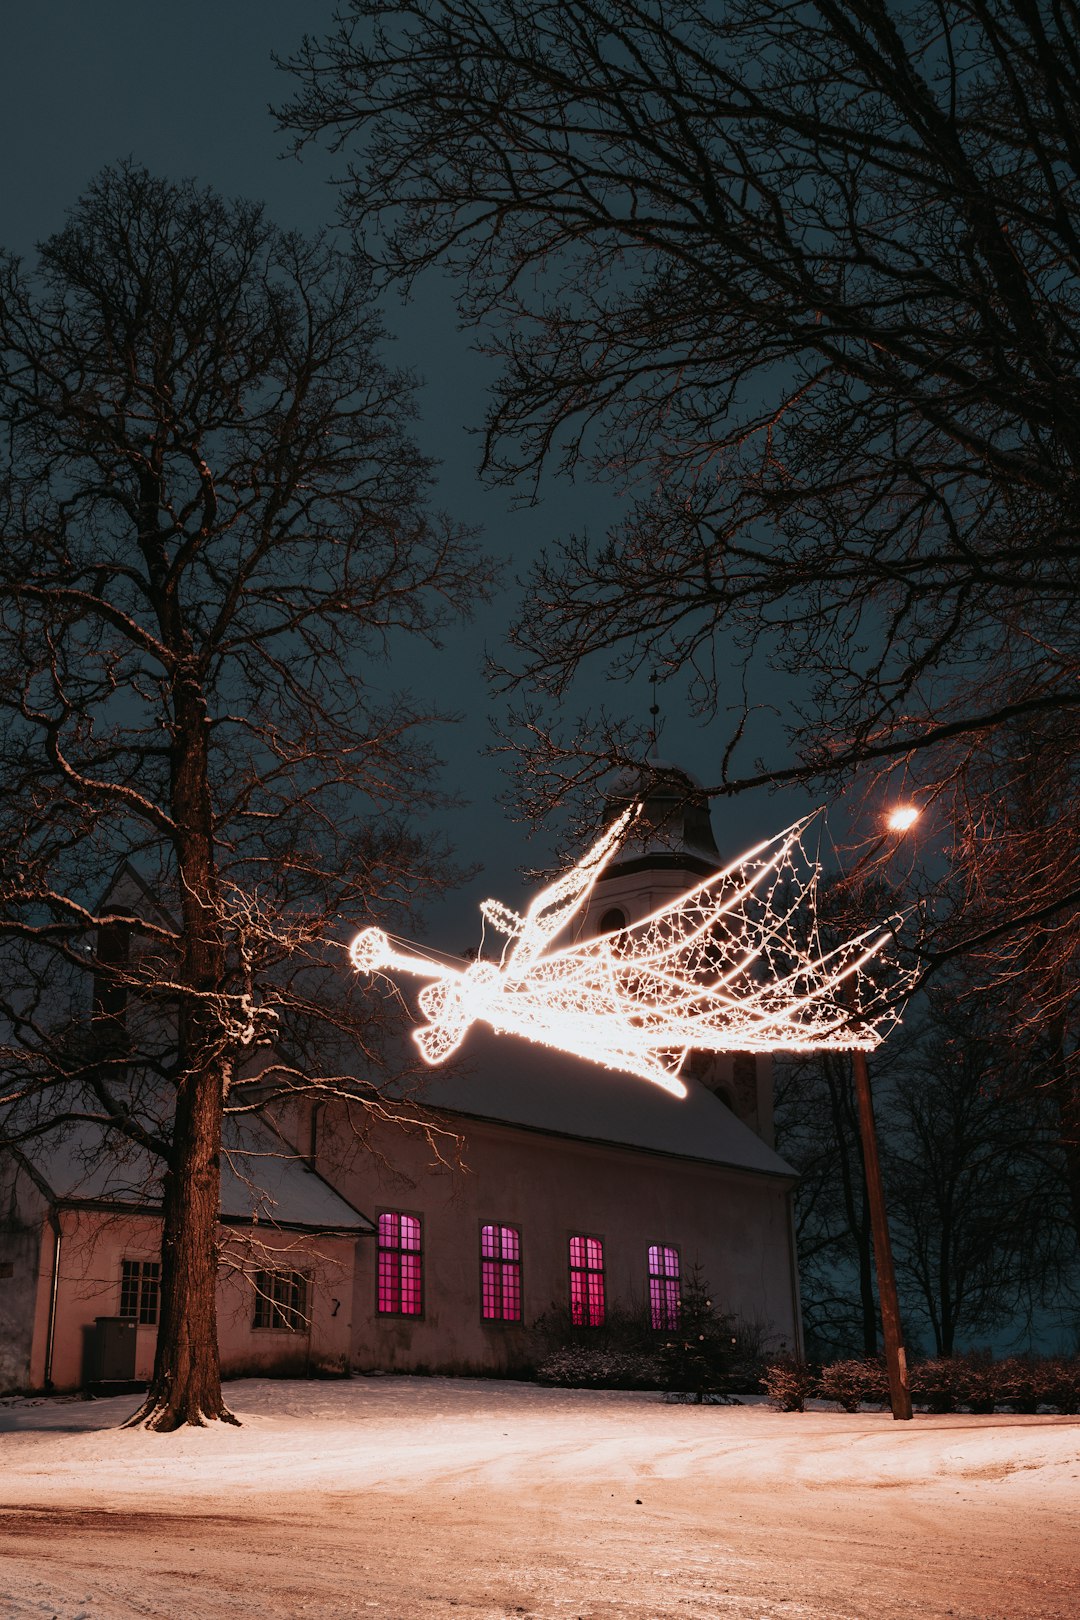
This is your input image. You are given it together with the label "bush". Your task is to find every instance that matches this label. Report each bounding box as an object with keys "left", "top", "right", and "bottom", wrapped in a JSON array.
[
  {"left": 995, "top": 1357, "right": 1040, "bottom": 1414},
  {"left": 1035, "top": 1357, "right": 1080, "bottom": 1415},
  {"left": 909, "top": 1356, "right": 965, "bottom": 1413},
  {"left": 762, "top": 1356, "right": 814, "bottom": 1412},
  {"left": 535, "top": 1344, "right": 665, "bottom": 1390},
  {"left": 905, "top": 1352, "right": 1080, "bottom": 1413},
  {"left": 816, "top": 1358, "right": 889, "bottom": 1412},
  {"left": 531, "top": 1302, "right": 665, "bottom": 1390},
  {"left": 755, "top": 1351, "right": 1080, "bottom": 1415},
  {"left": 958, "top": 1353, "right": 998, "bottom": 1414},
  {"left": 531, "top": 1271, "right": 768, "bottom": 1397}
]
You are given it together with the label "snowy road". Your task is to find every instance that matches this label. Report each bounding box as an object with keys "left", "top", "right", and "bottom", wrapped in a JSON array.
[{"left": 0, "top": 1377, "right": 1076, "bottom": 1619}]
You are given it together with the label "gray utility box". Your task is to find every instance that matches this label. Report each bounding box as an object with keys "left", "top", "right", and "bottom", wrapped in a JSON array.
[{"left": 93, "top": 1316, "right": 138, "bottom": 1382}]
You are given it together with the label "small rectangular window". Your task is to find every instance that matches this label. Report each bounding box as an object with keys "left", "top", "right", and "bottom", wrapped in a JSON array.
[
  {"left": 119, "top": 1258, "right": 160, "bottom": 1325},
  {"left": 648, "top": 1244, "right": 681, "bottom": 1331},
  {"left": 377, "top": 1211, "right": 423, "bottom": 1315},
  {"left": 481, "top": 1223, "right": 522, "bottom": 1321},
  {"left": 569, "top": 1235, "right": 605, "bottom": 1327},
  {"left": 252, "top": 1269, "right": 309, "bottom": 1332}
]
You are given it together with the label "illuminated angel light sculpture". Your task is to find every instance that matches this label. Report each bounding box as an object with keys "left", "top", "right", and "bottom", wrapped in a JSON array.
[{"left": 349, "top": 806, "right": 915, "bottom": 1098}]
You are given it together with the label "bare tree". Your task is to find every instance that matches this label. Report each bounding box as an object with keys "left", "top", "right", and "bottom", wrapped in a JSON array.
[
  {"left": 280, "top": 0, "right": 1080, "bottom": 1267},
  {"left": 0, "top": 164, "right": 492, "bottom": 1429},
  {"left": 280, "top": 0, "right": 1080, "bottom": 834},
  {"left": 914, "top": 713, "right": 1080, "bottom": 1244},
  {"left": 775, "top": 1048, "right": 878, "bottom": 1361},
  {"left": 885, "top": 998, "right": 1072, "bottom": 1355},
  {"left": 777, "top": 990, "right": 1076, "bottom": 1359}
]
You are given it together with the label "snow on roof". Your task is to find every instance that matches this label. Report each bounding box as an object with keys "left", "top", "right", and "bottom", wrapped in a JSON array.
[
  {"left": 397, "top": 1027, "right": 795, "bottom": 1180},
  {"left": 20, "top": 1114, "right": 373, "bottom": 1233},
  {"left": 601, "top": 758, "right": 720, "bottom": 871}
]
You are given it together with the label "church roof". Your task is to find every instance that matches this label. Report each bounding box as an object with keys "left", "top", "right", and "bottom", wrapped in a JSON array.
[
  {"left": 396, "top": 1028, "right": 796, "bottom": 1181},
  {"left": 603, "top": 757, "right": 720, "bottom": 876},
  {"left": 17, "top": 1113, "right": 373, "bottom": 1234}
]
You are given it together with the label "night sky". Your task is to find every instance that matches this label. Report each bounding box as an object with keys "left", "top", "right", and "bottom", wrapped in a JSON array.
[{"left": 0, "top": 3, "right": 812, "bottom": 946}]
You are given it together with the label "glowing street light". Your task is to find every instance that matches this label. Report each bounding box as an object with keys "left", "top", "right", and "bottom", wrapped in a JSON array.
[
  {"left": 845, "top": 800, "right": 924, "bottom": 1422},
  {"left": 886, "top": 804, "right": 921, "bottom": 833}
]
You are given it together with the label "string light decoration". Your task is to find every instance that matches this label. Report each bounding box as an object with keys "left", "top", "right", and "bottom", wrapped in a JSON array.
[{"left": 349, "top": 806, "right": 916, "bottom": 1098}]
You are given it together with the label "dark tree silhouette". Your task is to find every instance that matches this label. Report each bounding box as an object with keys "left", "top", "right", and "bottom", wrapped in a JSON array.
[
  {"left": 886, "top": 1001, "right": 1071, "bottom": 1355},
  {"left": 281, "top": 0, "right": 1080, "bottom": 1253},
  {"left": 774, "top": 1048, "right": 879, "bottom": 1361},
  {"left": 280, "top": 0, "right": 1080, "bottom": 818},
  {"left": 776, "top": 992, "right": 1075, "bottom": 1358},
  {"left": 0, "top": 164, "right": 491, "bottom": 1429}
]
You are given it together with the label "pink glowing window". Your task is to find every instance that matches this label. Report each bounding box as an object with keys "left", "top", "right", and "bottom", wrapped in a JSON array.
[
  {"left": 648, "top": 1244, "right": 681, "bottom": 1331},
  {"left": 377, "top": 1211, "right": 422, "bottom": 1316},
  {"left": 569, "top": 1235, "right": 605, "bottom": 1327},
  {"left": 481, "top": 1223, "right": 522, "bottom": 1321}
]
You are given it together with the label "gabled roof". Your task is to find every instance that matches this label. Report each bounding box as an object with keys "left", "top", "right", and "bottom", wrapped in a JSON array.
[
  {"left": 93, "top": 860, "right": 179, "bottom": 935},
  {"left": 16, "top": 1113, "right": 373, "bottom": 1234},
  {"left": 601, "top": 756, "right": 721, "bottom": 877},
  {"left": 393, "top": 1028, "right": 796, "bottom": 1181}
]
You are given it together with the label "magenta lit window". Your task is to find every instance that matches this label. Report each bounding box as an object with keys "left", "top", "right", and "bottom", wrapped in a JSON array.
[
  {"left": 481, "top": 1223, "right": 522, "bottom": 1321},
  {"left": 377, "top": 1211, "right": 422, "bottom": 1315},
  {"left": 648, "top": 1244, "right": 681, "bottom": 1330},
  {"left": 569, "top": 1235, "right": 605, "bottom": 1327}
]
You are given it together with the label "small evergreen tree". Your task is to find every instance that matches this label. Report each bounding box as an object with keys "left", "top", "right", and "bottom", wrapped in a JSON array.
[{"left": 656, "top": 1265, "right": 737, "bottom": 1403}]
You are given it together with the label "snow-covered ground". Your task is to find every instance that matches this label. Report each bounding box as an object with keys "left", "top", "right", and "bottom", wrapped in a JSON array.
[{"left": 0, "top": 1377, "right": 1076, "bottom": 1619}]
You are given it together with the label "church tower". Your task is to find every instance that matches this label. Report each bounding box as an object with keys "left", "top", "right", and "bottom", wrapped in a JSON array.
[{"left": 573, "top": 761, "right": 776, "bottom": 1147}]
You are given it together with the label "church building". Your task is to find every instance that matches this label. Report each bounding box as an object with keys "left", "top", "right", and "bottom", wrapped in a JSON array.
[{"left": 0, "top": 768, "right": 802, "bottom": 1392}]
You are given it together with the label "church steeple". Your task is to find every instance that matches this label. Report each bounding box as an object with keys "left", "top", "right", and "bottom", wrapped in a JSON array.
[
  {"left": 604, "top": 757, "right": 719, "bottom": 879},
  {"left": 571, "top": 759, "right": 776, "bottom": 1148},
  {"left": 572, "top": 758, "right": 719, "bottom": 940}
]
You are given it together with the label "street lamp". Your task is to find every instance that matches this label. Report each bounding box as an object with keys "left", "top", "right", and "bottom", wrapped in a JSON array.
[{"left": 848, "top": 801, "right": 921, "bottom": 1421}]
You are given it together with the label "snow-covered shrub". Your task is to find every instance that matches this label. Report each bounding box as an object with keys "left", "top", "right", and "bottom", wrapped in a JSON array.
[
  {"left": 1033, "top": 1357, "right": 1080, "bottom": 1414},
  {"left": 958, "top": 1354, "right": 998, "bottom": 1413},
  {"left": 909, "top": 1357, "right": 965, "bottom": 1413},
  {"left": 816, "top": 1358, "right": 888, "bottom": 1411},
  {"left": 995, "top": 1357, "right": 1040, "bottom": 1413},
  {"left": 900, "top": 1353, "right": 1080, "bottom": 1414},
  {"left": 724, "top": 1315, "right": 778, "bottom": 1395},
  {"left": 762, "top": 1356, "right": 814, "bottom": 1411},
  {"left": 531, "top": 1303, "right": 665, "bottom": 1389},
  {"left": 535, "top": 1344, "right": 664, "bottom": 1389}
]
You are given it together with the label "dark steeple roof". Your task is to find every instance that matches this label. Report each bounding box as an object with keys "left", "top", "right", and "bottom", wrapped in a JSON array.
[{"left": 603, "top": 757, "right": 720, "bottom": 878}]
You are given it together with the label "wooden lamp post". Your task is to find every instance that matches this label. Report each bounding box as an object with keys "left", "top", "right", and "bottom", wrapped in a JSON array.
[{"left": 848, "top": 802, "right": 921, "bottom": 1422}]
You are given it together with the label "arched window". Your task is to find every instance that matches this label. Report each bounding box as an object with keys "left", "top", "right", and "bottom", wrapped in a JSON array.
[
  {"left": 647, "top": 1244, "right": 681, "bottom": 1331},
  {"left": 569, "top": 1235, "right": 605, "bottom": 1327},
  {"left": 481, "top": 1223, "right": 522, "bottom": 1321},
  {"left": 598, "top": 906, "right": 627, "bottom": 936},
  {"left": 377, "top": 1211, "right": 422, "bottom": 1315}
]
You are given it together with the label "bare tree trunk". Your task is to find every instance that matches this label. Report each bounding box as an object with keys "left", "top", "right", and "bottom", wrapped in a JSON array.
[
  {"left": 826, "top": 1054, "right": 878, "bottom": 1354},
  {"left": 1048, "top": 1047, "right": 1080, "bottom": 1251},
  {"left": 127, "top": 1062, "right": 236, "bottom": 1430},
  {"left": 127, "top": 672, "right": 236, "bottom": 1429},
  {"left": 856, "top": 1190, "right": 878, "bottom": 1359}
]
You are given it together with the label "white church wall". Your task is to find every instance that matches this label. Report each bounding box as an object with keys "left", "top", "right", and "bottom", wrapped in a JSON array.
[{"left": 314, "top": 1102, "right": 800, "bottom": 1375}]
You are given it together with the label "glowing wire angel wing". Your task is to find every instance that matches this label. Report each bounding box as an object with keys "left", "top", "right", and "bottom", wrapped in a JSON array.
[
  {"left": 478, "top": 804, "right": 636, "bottom": 970},
  {"left": 348, "top": 807, "right": 916, "bottom": 1097}
]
